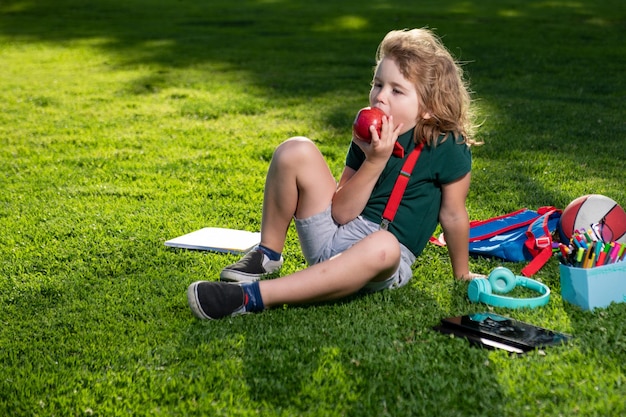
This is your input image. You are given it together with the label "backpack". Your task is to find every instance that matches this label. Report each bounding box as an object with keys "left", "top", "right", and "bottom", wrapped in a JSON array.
[{"left": 434, "top": 206, "right": 562, "bottom": 276}]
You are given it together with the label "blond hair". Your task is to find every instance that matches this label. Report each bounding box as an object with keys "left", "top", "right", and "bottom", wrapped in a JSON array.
[{"left": 375, "top": 28, "right": 479, "bottom": 146}]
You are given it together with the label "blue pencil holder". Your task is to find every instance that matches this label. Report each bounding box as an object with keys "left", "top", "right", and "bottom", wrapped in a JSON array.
[{"left": 559, "top": 263, "right": 626, "bottom": 310}]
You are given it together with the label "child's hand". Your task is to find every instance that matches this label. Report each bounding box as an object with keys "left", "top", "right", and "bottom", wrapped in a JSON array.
[
  {"left": 354, "top": 115, "right": 403, "bottom": 164},
  {"left": 456, "top": 272, "right": 486, "bottom": 281}
]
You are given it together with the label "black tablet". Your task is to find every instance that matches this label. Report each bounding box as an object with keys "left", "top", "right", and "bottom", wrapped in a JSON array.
[{"left": 434, "top": 312, "right": 571, "bottom": 353}]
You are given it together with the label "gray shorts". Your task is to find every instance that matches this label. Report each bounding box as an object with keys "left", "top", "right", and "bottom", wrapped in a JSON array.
[{"left": 294, "top": 206, "right": 415, "bottom": 291}]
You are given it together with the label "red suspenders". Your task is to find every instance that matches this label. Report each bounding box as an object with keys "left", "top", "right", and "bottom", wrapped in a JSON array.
[{"left": 380, "top": 141, "right": 425, "bottom": 230}]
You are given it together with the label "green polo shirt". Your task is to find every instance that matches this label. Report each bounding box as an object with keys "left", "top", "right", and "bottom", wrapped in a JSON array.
[{"left": 345, "top": 129, "right": 472, "bottom": 257}]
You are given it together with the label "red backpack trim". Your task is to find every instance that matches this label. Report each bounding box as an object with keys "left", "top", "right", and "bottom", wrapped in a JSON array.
[{"left": 521, "top": 208, "right": 561, "bottom": 277}]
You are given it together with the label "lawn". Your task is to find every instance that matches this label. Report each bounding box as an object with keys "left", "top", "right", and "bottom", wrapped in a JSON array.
[{"left": 1, "top": 0, "right": 625, "bottom": 416}]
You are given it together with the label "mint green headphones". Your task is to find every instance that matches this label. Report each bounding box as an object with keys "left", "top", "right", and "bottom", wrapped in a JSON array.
[{"left": 468, "top": 267, "right": 550, "bottom": 309}]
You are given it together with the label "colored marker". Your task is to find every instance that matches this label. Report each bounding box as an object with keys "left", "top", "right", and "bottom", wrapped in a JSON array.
[
  {"left": 593, "top": 240, "right": 603, "bottom": 267},
  {"left": 596, "top": 243, "right": 611, "bottom": 266},
  {"left": 588, "top": 252, "right": 596, "bottom": 269},
  {"left": 617, "top": 243, "right": 626, "bottom": 263},
  {"left": 558, "top": 244, "right": 571, "bottom": 265},
  {"left": 583, "top": 242, "right": 595, "bottom": 268},
  {"left": 576, "top": 247, "right": 585, "bottom": 267},
  {"left": 608, "top": 243, "right": 621, "bottom": 264}
]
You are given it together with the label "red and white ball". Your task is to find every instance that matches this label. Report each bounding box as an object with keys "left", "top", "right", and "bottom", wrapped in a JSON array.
[{"left": 558, "top": 194, "right": 626, "bottom": 243}]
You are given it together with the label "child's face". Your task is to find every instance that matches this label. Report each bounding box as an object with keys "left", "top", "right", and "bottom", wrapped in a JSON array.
[{"left": 369, "top": 57, "right": 421, "bottom": 133}]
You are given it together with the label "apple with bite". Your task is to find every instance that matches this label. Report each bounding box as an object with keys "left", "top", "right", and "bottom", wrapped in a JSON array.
[{"left": 352, "top": 107, "right": 387, "bottom": 143}]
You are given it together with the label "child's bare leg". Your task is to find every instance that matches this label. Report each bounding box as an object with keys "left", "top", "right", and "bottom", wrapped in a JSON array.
[
  {"left": 219, "top": 137, "right": 337, "bottom": 282},
  {"left": 188, "top": 230, "right": 402, "bottom": 320},
  {"left": 260, "top": 136, "right": 337, "bottom": 252},
  {"left": 260, "top": 230, "right": 401, "bottom": 307}
]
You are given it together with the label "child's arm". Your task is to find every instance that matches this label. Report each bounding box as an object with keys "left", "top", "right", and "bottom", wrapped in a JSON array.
[
  {"left": 332, "top": 162, "right": 382, "bottom": 225},
  {"left": 439, "top": 173, "right": 473, "bottom": 280},
  {"left": 332, "top": 117, "right": 402, "bottom": 225}
]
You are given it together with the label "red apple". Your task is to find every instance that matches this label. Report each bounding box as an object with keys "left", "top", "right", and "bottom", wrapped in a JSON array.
[{"left": 352, "top": 107, "right": 387, "bottom": 143}]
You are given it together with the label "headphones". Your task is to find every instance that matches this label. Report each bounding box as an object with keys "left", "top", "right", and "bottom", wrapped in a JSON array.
[{"left": 468, "top": 267, "right": 550, "bottom": 309}]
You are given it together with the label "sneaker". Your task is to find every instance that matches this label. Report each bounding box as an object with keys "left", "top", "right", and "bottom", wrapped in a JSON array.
[
  {"left": 220, "top": 248, "right": 283, "bottom": 282},
  {"left": 187, "top": 281, "right": 247, "bottom": 320}
]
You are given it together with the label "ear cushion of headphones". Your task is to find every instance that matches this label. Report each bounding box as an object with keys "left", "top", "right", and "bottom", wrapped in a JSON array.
[
  {"left": 467, "top": 269, "right": 551, "bottom": 309},
  {"left": 488, "top": 267, "right": 516, "bottom": 294},
  {"left": 467, "top": 278, "right": 491, "bottom": 303}
]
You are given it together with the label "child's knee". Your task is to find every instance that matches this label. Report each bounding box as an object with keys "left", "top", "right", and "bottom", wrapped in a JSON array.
[
  {"left": 364, "top": 231, "right": 401, "bottom": 269},
  {"left": 275, "top": 136, "right": 313, "bottom": 156}
]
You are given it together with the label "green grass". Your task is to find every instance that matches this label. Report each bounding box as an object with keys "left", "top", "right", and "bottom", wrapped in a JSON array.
[{"left": 1, "top": 0, "right": 625, "bottom": 415}]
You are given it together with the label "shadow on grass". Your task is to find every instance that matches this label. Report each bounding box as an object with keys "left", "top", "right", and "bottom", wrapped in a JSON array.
[
  {"left": 2, "top": 0, "right": 623, "bottom": 208},
  {"left": 180, "top": 284, "right": 508, "bottom": 416}
]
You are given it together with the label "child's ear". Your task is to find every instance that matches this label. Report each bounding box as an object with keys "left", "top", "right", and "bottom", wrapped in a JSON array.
[{"left": 422, "top": 112, "right": 432, "bottom": 120}]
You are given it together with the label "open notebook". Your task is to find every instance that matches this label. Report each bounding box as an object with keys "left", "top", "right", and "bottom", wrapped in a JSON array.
[{"left": 165, "top": 227, "right": 260, "bottom": 254}]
